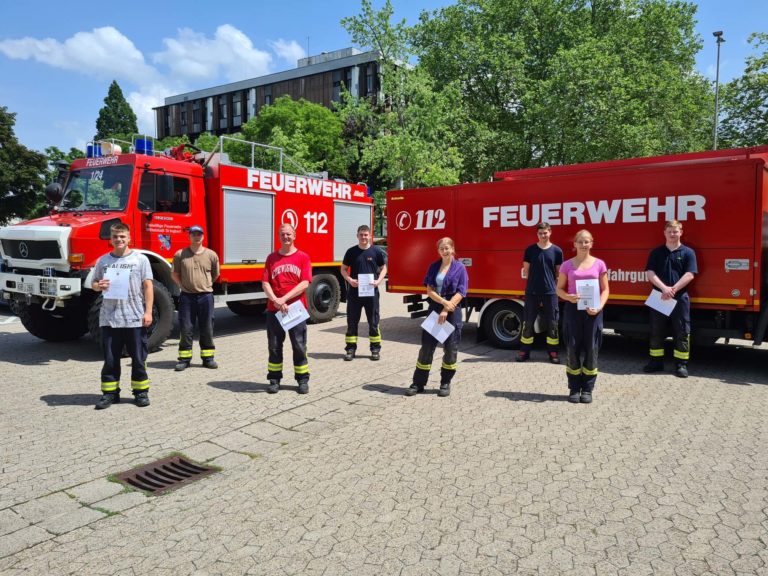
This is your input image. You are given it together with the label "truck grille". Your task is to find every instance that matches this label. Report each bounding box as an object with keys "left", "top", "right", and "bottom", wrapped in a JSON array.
[{"left": 1, "top": 239, "right": 61, "bottom": 260}]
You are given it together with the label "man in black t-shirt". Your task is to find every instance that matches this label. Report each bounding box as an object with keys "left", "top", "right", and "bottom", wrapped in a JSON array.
[
  {"left": 517, "top": 222, "right": 563, "bottom": 363},
  {"left": 644, "top": 220, "right": 698, "bottom": 378},
  {"left": 341, "top": 225, "right": 388, "bottom": 361}
]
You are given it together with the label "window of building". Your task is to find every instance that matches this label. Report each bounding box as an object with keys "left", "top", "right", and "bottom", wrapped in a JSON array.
[
  {"left": 232, "top": 93, "right": 242, "bottom": 127},
  {"left": 180, "top": 107, "right": 187, "bottom": 132},
  {"left": 138, "top": 173, "right": 190, "bottom": 214},
  {"left": 164, "top": 109, "right": 171, "bottom": 135},
  {"left": 332, "top": 70, "right": 342, "bottom": 102},
  {"left": 219, "top": 97, "right": 228, "bottom": 130},
  {"left": 192, "top": 101, "right": 202, "bottom": 132},
  {"left": 264, "top": 86, "right": 272, "bottom": 106},
  {"left": 366, "top": 65, "right": 374, "bottom": 96}
]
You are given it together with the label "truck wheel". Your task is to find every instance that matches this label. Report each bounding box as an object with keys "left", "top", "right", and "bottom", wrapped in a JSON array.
[
  {"left": 226, "top": 301, "right": 267, "bottom": 316},
  {"left": 307, "top": 273, "right": 340, "bottom": 324},
  {"left": 87, "top": 280, "right": 174, "bottom": 351},
  {"left": 483, "top": 300, "right": 523, "bottom": 349},
  {"left": 17, "top": 303, "right": 88, "bottom": 342}
]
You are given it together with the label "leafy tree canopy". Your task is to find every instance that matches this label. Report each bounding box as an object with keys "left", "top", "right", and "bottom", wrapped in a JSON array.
[
  {"left": 0, "top": 107, "right": 48, "bottom": 224},
  {"left": 95, "top": 81, "right": 138, "bottom": 140},
  {"left": 719, "top": 33, "right": 768, "bottom": 149}
]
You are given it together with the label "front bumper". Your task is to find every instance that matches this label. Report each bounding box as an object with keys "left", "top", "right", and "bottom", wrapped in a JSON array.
[{"left": 0, "top": 271, "right": 82, "bottom": 300}]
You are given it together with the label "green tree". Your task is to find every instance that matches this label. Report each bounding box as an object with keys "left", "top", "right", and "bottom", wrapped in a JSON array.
[
  {"left": 718, "top": 33, "right": 768, "bottom": 148},
  {"left": 95, "top": 80, "right": 138, "bottom": 140},
  {"left": 341, "top": 0, "right": 464, "bottom": 189},
  {"left": 44, "top": 146, "right": 84, "bottom": 184},
  {"left": 415, "top": 0, "right": 712, "bottom": 175},
  {"left": 0, "top": 107, "right": 48, "bottom": 224},
  {"left": 241, "top": 96, "right": 346, "bottom": 176}
]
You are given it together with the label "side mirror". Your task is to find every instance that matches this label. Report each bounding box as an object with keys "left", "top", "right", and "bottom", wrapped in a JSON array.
[{"left": 45, "top": 182, "right": 63, "bottom": 204}]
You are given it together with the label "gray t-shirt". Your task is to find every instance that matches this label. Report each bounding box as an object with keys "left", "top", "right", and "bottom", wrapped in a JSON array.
[{"left": 93, "top": 251, "right": 153, "bottom": 328}]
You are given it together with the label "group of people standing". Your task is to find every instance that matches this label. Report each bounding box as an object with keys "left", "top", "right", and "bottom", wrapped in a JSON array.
[{"left": 89, "top": 217, "right": 696, "bottom": 410}]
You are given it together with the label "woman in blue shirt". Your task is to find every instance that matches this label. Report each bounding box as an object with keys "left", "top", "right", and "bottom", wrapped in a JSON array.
[{"left": 406, "top": 237, "right": 469, "bottom": 397}]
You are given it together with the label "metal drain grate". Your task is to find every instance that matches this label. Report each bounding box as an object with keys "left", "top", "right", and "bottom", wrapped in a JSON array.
[{"left": 114, "top": 455, "right": 218, "bottom": 495}]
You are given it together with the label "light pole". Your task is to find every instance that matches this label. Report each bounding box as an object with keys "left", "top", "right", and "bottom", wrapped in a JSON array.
[{"left": 713, "top": 30, "right": 725, "bottom": 150}]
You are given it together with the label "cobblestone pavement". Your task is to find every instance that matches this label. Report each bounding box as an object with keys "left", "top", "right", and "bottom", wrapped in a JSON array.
[{"left": 1, "top": 292, "right": 767, "bottom": 575}]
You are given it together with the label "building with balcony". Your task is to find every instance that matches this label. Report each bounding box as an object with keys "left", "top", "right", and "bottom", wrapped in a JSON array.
[{"left": 154, "top": 48, "right": 381, "bottom": 141}]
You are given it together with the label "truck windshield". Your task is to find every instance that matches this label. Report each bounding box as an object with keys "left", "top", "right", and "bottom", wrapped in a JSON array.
[{"left": 59, "top": 165, "right": 133, "bottom": 211}]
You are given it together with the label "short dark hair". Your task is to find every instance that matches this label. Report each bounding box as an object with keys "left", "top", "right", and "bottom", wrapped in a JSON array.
[
  {"left": 537, "top": 222, "right": 551, "bottom": 231},
  {"left": 110, "top": 222, "right": 130, "bottom": 235},
  {"left": 357, "top": 225, "right": 371, "bottom": 234}
]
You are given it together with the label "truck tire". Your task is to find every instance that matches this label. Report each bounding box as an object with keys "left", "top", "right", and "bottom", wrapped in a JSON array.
[
  {"left": 226, "top": 301, "right": 267, "bottom": 316},
  {"left": 483, "top": 300, "right": 524, "bottom": 349},
  {"left": 307, "top": 273, "right": 340, "bottom": 324},
  {"left": 87, "top": 280, "right": 174, "bottom": 351},
  {"left": 17, "top": 302, "right": 88, "bottom": 342}
]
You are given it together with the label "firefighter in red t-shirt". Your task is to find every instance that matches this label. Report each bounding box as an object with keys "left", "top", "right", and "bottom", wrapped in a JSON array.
[{"left": 262, "top": 224, "right": 313, "bottom": 394}]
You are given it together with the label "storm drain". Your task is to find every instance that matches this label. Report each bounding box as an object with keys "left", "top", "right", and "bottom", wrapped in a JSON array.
[{"left": 114, "top": 455, "right": 218, "bottom": 495}]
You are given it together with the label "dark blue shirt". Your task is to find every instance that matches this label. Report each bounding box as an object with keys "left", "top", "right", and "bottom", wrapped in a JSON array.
[
  {"left": 646, "top": 244, "right": 698, "bottom": 297},
  {"left": 343, "top": 245, "right": 387, "bottom": 297},
  {"left": 524, "top": 243, "right": 563, "bottom": 295}
]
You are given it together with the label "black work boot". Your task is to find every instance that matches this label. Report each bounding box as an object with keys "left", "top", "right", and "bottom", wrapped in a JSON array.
[
  {"left": 580, "top": 391, "right": 593, "bottom": 404},
  {"left": 548, "top": 352, "right": 561, "bottom": 365},
  {"left": 643, "top": 359, "right": 664, "bottom": 373},
  {"left": 675, "top": 364, "right": 689, "bottom": 378},
  {"left": 175, "top": 360, "right": 190, "bottom": 372},
  {"left": 405, "top": 383, "right": 424, "bottom": 396},
  {"left": 267, "top": 379, "right": 280, "bottom": 394},
  {"left": 344, "top": 350, "right": 355, "bottom": 361},
  {"left": 371, "top": 349, "right": 380, "bottom": 361},
  {"left": 297, "top": 380, "right": 309, "bottom": 394},
  {"left": 95, "top": 390, "right": 120, "bottom": 410},
  {"left": 567, "top": 389, "right": 580, "bottom": 403},
  {"left": 202, "top": 358, "right": 218, "bottom": 369},
  {"left": 438, "top": 382, "right": 451, "bottom": 397},
  {"left": 133, "top": 391, "right": 150, "bottom": 408}
]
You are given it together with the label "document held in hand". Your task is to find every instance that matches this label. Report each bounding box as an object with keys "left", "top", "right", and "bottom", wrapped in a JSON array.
[
  {"left": 357, "top": 273, "right": 375, "bottom": 297},
  {"left": 103, "top": 267, "right": 129, "bottom": 300},
  {"left": 421, "top": 311, "right": 456, "bottom": 344},
  {"left": 575, "top": 278, "right": 600, "bottom": 310},
  {"left": 278, "top": 301, "right": 310, "bottom": 332},
  {"left": 644, "top": 289, "right": 677, "bottom": 317}
]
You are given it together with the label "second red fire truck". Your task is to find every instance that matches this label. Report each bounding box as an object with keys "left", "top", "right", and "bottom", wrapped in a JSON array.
[{"left": 387, "top": 145, "right": 768, "bottom": 349}]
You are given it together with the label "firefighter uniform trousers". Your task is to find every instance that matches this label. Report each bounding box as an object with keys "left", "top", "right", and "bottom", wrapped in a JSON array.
[
  {"left": 520, "top": 294, "right": 559, "bottom": 353},
  {"left": 649, "top": 293, "right": 691, "bottom": 365},
  {"left": 344, "top": 290, "right": 382, "bottom": 353},
  {"left": 563, "top": 303, "right": 603, "bottom": 393},
  {"left": 100, "top": 327, "right": 149, "bottom": 394},
  {"left": 266, "top": 313, "right": 309, "bottom": 384},
  {"left": 412, "top": 310, "right": 461, "bottom": 387},
  {"left": 177, "top": 292, "right": 216, "bottom": 363}
]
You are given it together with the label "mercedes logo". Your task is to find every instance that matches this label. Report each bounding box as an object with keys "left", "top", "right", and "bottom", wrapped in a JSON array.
[{"left": 18, "top": 242, "right": 29, "bottom": 259}]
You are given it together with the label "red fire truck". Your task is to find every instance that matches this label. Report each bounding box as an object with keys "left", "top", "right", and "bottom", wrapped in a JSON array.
[
  {"left": 0, "top": 137, "right": 373, "bottom": 349},
  {"left": 387, "top": 145, "right": 768, "bottom": 349}
]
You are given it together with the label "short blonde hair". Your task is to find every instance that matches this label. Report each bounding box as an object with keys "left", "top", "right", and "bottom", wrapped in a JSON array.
[
  {"left": 664, "top": 220, "right": 682, "bottom": 230},
  {"left": 436, "top": 237, "right": 455, "bottom": 250},
  {"left": 573, "top": 229, "right": 593, "bottom": 244}
]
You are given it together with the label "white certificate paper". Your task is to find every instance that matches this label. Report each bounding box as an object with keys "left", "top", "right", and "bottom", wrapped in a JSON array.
[
  {"left": 357, "top": 273, "right": 375, "bottom": 297},
  {"left": 645, "top": 289, "right": 677, "bottom": 317},
  {"left": 576, "top": 279, "right": 600, "bottom": 310},
  {"left": 421, "top": 311, "right": 456, "bottom": 344},
  {"left": 102, "top": 267, "right": 129, "bottom": 300},
  {"left": 278, "top": 300, "right": 310, "bottom": 332}
]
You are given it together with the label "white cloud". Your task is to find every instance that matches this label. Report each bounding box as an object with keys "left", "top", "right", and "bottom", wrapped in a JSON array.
[
  {"left": 153, "top": 25, "right": 273, "bottom": 83},
  {"left": 0, "top": 27, "right": 158, "bottom": 85},
  {"left": 270, "top": 39, "right": 306, "bottom": 66}
]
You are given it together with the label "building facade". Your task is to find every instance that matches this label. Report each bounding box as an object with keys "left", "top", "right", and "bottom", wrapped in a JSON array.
[{"left": 154, "top": 48, "right": 381, "bottom": 142}]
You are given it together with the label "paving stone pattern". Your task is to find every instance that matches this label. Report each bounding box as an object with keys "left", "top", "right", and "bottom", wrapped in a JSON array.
[{"left": 1, "top": 291, "right": 767, "bottom": 575}]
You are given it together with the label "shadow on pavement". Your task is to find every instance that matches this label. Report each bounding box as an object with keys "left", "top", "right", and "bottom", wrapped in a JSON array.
[
  {"left": 207, "top": 380, "right": 272, "bottom": 393},
  {"left": 40, "top": 393, "right": 102, "bottom": 406},
  {"left": 362, "top": 383, "right": 446, "bottom": 396},
  {"left": 308, "top": 352, "right": 350, "bottom": 361},
  {"left": 486, "top": 390, "right": 568, "bottom": 402},
  {"left": 0, "top": 332, "right": 103, "bottom": 366}
]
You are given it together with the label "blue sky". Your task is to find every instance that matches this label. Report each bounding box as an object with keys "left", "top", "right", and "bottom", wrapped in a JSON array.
[{"left": 0, "top": 0, "right": 763, "bottom": 154}]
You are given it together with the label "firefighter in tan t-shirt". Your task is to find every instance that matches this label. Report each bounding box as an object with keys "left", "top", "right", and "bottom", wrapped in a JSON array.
[{"left": 172, "top": 225, "right": 220, "bottom": 371}]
